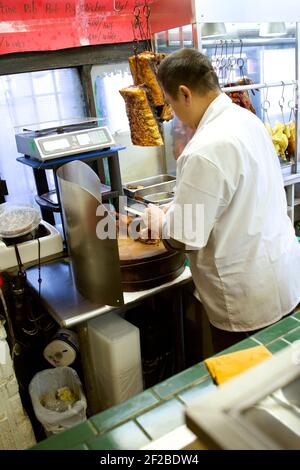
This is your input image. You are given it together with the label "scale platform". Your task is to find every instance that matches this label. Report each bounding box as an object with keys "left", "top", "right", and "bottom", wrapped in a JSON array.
[{"left": 15, "top": 118, "right": 115, "bottom": 161}]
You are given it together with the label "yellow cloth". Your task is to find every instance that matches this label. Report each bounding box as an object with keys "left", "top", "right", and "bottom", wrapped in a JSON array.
[{"left": 204, "top": 345, "right": 272, "bottom": 385}]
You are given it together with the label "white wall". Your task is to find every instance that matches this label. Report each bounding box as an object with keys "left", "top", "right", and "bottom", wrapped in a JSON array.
[{"left": 114, "top": 131, "right": 166, "bottom": 184}]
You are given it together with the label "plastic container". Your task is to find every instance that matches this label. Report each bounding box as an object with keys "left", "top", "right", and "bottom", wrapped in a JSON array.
[
  {"left": 29, "top": 366, "right": 87, "bottom": 434},
  {"left": 0, "top": 202, "right": 41, "bottom": 239},
  {"left": 87, "top": 312, "right": 143, "bottom": 410}
]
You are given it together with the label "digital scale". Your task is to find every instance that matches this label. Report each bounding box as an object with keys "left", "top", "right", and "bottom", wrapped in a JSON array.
[{"left": 15, "top": 118, "right": 115, "bottom": 161}]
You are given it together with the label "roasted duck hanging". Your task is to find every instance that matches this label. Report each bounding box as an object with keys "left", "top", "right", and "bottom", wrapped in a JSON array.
[{"left": 224, "top": 77, "right": 257, "bottom": 114}]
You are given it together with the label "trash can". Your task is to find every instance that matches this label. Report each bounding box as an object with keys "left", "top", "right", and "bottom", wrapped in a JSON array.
[{"left": 29, "top": 366, "right": 87, "bottom": 435}]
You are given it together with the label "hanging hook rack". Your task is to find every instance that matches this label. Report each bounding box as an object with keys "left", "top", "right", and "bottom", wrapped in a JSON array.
[
  {"left": 228, "top": 40, "right": 236, "bottom": 66},
  {"left": 218, "top": 40, "right": 225, "bottom": 81},
  {"left": 131, "top": 5, "right": 142, "bottom": 82},
  {"left": 288, "top": 81, "right": 297, "bottom": 121},
  {"left": 143, "top": 0, "right": 153, "bottom": 52},
  {"left": 220, "top": 41, "right": 228, "bottom": 83},
  {"left": 221, "top": 79, "right": 297, "bottom": 94},
  {"left": 131, "top": 1, "right": 152, "bottom": 52},
  {"left": 214, "top": 41, "right": 218, "bottom": 60},
  {"left": 261, "top": 83, "right": 271, "bottom": 124},
  {"left": 227, "top": 40, "right": 236, "bottom": 84},
  {"left": 279, "top": 80, "right": 286, "bottom": 124},
  {"left": 212, "top": 41, "right": 219, "bottom": 73},
  {"left": 223, "top": 40, "right": 231, "bottom": 84},
  {"left": 237, "top": 39, "right": 245, "bottom": 79},
  {"left": 215, "top": 40, "right": 222, "bottom": 71}
]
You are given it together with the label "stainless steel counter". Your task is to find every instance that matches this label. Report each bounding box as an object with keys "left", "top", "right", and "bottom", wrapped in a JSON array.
[{"left": 26, "top": 258, "right": 192, "bottom": 327}]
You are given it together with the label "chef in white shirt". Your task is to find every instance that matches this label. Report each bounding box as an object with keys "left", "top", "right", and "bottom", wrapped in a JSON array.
[{"left": 143, "top": 48, "right": 300, "bottom": 353}]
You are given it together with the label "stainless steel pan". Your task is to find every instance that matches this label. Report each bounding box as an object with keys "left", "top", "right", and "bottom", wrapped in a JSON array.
[{"left": 123, "top": 174, "right": 176, "bottom": 198}]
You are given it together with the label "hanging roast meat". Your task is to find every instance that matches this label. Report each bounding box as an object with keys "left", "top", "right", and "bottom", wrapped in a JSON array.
[
  {"left": 128, "top": 51, "right": 173, "bottom": 122},
  {"left": 119, "top": 85, "right": 164, "bottom": 146},
  {"left": 224, "top": 77, "right": 257, "bottom": 114},
  {"left": 129, "top": 51, "right": 166, "bottom": 107},
  {"left": 120, "top": 51, "right": 173, "bottom": 147}
]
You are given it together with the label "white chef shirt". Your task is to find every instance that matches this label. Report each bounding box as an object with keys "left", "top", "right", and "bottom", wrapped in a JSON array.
[{"left": 165, "top": 93, "right": 300, "bottom": 331}]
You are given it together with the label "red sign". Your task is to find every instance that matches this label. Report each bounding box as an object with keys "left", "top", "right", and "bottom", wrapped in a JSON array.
[
  {"left": 150, "top": 0, "right": 194, "bottom": 33},
  {"left": 0, "top": 0, "right": 156, "bottom": 55}
]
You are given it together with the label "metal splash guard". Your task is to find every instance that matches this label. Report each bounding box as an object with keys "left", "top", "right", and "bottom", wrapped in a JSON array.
[{"left": 57, "top": 160, "right": 123, "bottom": 307}]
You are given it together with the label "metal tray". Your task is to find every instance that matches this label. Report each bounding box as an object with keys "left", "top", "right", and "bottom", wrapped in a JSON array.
[
  {"left": 134, "top": 180, "right": 176, "bottom": 200},
  {"left": 143, "top": 191, "right": 174, "bottom": 205},
  {"left": 123, "top": 174, "right": 176, "bottom": 198}
]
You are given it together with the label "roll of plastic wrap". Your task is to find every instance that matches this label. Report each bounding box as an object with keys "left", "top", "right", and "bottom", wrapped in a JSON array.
[{"left": 43, "top": 329, "right": 79, "bottom": 367}]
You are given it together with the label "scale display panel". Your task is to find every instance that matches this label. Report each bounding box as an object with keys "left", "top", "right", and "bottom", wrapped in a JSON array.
[{"left": 15, "top": 124, "right": 115, "bottom": 161}]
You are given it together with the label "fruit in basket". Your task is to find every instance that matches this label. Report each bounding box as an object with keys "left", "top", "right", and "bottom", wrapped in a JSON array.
[{"left": 265, "top": 121, "right": 289, "bottom": 160}]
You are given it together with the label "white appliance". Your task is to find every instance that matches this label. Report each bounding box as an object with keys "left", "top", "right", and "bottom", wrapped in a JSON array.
[
  {"left": 87, "top": 312, "right": 143, "bottom": 411},
  {"left": 0, "top": 220, "right": 63, "bottom": 271}
]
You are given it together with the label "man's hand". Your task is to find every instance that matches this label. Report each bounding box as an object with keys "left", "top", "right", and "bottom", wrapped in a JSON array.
[
  {"left": 160, "top": 201, "right": 173, "bottom": 214},
  {"left": 142, "top": 203, "right": 166, "bottom": 239}
]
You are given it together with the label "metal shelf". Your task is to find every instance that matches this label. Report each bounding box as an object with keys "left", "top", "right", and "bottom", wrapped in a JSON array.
[
  {"left": 16, "top": 147, "right": 125, "bottom": 230},
  {"left": 16, "top": 146, "right": 125, "bottom": 169}
]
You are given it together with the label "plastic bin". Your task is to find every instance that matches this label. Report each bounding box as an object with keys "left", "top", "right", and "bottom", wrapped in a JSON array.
[
  {"left": 29, "top": 366, "right": 87, "bottom": 435},
  {"left": 88, "top": 312, "right": 143, "bottom": 410}
]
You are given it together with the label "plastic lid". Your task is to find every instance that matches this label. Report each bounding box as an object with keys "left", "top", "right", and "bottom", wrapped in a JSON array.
[
  {"left": 0, "top": 203, "right": 41, "bottom": 239},
  {"left": 43, "top": 340, "right": 77, "bottom": 367}
]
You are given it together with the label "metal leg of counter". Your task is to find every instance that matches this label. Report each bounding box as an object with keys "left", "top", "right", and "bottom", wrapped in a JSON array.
[{"left": 75, "top": 321, "right": 100, "bottom": 417}]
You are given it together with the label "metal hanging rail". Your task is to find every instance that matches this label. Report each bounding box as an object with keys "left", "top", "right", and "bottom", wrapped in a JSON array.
[{"left": 221, "top": 80, "right": 297, "bottom": 94}]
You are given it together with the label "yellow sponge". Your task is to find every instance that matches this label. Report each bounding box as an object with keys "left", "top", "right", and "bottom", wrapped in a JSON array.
[{"left": 205, "top": 345, "right": 272, "bottom": 385}]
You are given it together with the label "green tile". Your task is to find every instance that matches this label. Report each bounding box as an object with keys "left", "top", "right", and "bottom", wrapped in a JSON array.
[
  {"left": 253, "top": 318, "right": 299, "bottom": 344},
  {"left": 266, "top": 339, "right": 289, "bottom": 354},
  {"left": 178, "top": 377, "right": 217, "bottom": 406},
  {"left": 283, "top": 326, "right": 300, "bottom": 343},
  {"left": 86, "top": 421, "right": 149, "bottom": 450},
  {"left": 214, "top": 338, "right": 259, "bottom": 357},
  {"left": 152, "top": 363, "right": 208, "bottom": 399},
  {"left": 293, "top": 310, "right": 300, "bottom": 321},
  {"left": 31, "top": 421, "right": 96, "bottom": 450},
  {"left": 136, "top": 398, "right": 185, "bottom": 440},
  {"left": 91, "top": 390, "right": 158, "bottom": 434}
]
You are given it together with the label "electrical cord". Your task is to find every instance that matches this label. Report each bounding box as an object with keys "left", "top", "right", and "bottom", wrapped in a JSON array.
[{"left": 37, "top": 238, "right": 42, "bottom": 298}]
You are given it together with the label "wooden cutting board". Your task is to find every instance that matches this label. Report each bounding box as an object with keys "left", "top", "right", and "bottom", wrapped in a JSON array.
[
  {"left": 117, "top": 236, "right": 186, "bottom": 292},
  {"left": 118, "top": 236, "right": 167, "bottom": 262}
]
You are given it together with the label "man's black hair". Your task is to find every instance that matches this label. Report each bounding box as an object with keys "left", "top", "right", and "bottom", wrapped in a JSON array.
[{"left": 157, "top": 48, "right": 221, "bottom": 98}]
